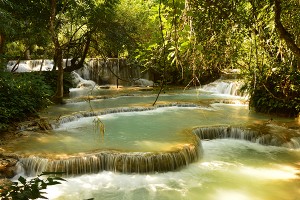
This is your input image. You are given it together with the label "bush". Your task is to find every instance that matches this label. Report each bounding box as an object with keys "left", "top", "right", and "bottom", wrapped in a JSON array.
[
  {"left": 0, "top": 72, "right": 53, "bottom": 129},
  {"left": 246, "top": 67, "right": 300, "bottom": 117}
]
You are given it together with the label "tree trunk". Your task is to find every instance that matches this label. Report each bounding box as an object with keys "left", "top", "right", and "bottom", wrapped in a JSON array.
[
  {"left": 25, "top": 49, "right": 31, "bottom": 60},
  {"left": 0, "top": 33, "right": 4, "bottom": 55},
  {"left": 274, "top": 0, "right": 300, "bottom": 61},
  {"left": 50, "top": 0, "right": 64, "bottom": 103},
  {"left": 53, "top": 48, "right": 64, "bottom": 103}
]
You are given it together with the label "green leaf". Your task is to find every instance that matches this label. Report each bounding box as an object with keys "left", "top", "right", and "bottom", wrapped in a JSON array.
[
  {"left": 180, "top": 41, "right": 189, "bottom": 48},
  {"left": 18, "top": 176, "right": 27, "bottom": 185}
]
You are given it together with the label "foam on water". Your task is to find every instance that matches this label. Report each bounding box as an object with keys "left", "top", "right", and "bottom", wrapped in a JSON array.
[{"left": 41, "top": 139, "right": 300, "bottom": 200}]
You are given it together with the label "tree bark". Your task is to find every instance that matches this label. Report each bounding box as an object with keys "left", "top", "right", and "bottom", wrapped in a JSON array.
[
  {"left": 274, "top": 0, "right": 300, "bottom": 60},
  {"left": 54, "top": 48, "right": 64, "bottom": 103},
  {"left": 50, "top": 0, "right": 64, "bottom": 103},
  {"left": 0, "top": 33, "right": 4, "bottom": 56}
]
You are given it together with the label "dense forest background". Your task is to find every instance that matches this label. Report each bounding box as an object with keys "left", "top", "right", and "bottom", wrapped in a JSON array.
[{"left": 0, "top": 0, "right": 299, "bottom": 129}]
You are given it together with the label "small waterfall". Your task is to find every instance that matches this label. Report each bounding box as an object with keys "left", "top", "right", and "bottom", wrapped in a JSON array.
[
  {"left": 52, "top": 104, "right": 201, "bottom": 128},
  {"left": 76, "top": 58, "right": 154, "bottom": 86},
  {"left": 12, "top": 124, "right": 300, "bottom": 177},
  {"left": 17, "top": 142, "right": 201, "bottom": 176},
  {"left": 193, "top": 126, "right": 300, "bottom": 149},
  {"left": 201, "top": 80, "right": 247, "bottom": 97},
  {"left": 6, "top": 59, "right": 67, "bottom": 72},
  {"left": 16, "top": 124, "right": 300, "bottom": 177},
  {"left": 71, "top": 71, "right": 96, "bottom": 88},
  {"left": 6, "top": 58, "right": 154, "bottom": 86},
  {"left": 282, "top": 137, "right": 300, "bottom": 148}
]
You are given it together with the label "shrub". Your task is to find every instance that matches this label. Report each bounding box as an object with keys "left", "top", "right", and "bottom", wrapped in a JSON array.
[
  {"left": 245, "top": 67, "right": 300, "bottom": 117},
  {"left": 0, "top": 172, "right": 65, "bottom": 200},
  {"left": 0, "top": 72, "right": 53, "bottom": 129}
]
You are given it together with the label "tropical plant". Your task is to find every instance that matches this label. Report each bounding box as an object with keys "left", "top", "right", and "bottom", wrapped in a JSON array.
[
  {"left": 0, "top": 172, "right": 65, "bottom": 200},
  {"left": 0, "top": 72, "right": 53, "bottom": 129}
]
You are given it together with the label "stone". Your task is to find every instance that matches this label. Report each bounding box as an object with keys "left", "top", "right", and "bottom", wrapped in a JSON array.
[{"left": 0, "top": 157, "right": 18, "bottom": 179}]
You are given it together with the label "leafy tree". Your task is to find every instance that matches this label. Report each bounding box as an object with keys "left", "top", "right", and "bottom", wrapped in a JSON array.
[
  {"left": 0, "top": 0, "right": 50, "bottom": 60},
  {"left": 1, "top": 0, "right": 299, "bottom": 116},
  {"left": 217, "top": 0, "right": 299, "bottom": 116},
  {"left": 49, "top": 0, "right": 121, "bottom": 103}
]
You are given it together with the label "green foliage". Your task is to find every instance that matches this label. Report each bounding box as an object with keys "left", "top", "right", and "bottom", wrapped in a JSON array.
[
  {"left": 40, "top": 71, "right": 73, "bottom": 95},
  {"left": 131, "top": 0, "right": 230, "bottom": 85},
  {"left": 238, "top": 1, "right": 300, "bottom": 117},
  {"left": 0, "top": 0, "right": 51, "bottom": 59},
  {"left": 0, "top": 0, "right": 300, "bottom": 117},
  {"left": 246, "top": 67, "right": 300, "bottom": 117},
  {"left": 0, "top": 72, "right": 53, "bottom": 129},
  {"left": 88, "top": 0, "right": 135, "bottom": 58},
  {"left": 0, "top": 172, "right": 65, "bottom": 200}
]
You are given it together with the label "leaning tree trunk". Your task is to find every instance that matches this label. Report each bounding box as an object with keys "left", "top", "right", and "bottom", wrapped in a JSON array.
[
  {"left": 274, "top": 0, "right": 300, "bottom": 67},
  {"left": 64, "top": 32, "right": 91, "bottom": 72}
]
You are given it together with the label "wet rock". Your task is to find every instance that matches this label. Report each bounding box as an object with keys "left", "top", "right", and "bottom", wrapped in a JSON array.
[
  {"left": 0, "top": 157, "right": 18, "bottom": 179},
  {"left": 0, "top": 178, "right": 13, "bottom": 194}
]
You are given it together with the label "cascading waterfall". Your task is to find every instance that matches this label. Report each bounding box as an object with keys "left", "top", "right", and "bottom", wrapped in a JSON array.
[
  {"left": 3, "top": 61, "right": 300, "bottom": 200},
  {"left": 18, "top": 143, "right": 201, "bottom": 176},
  {"left": 6, "top": 59, "right": 62, "bottom": 72},
  {"left": 6, "top": 58, "right": 154, "bottom": 87},
  {"left": 201, "top": 79, "right": 247, "bottom": 97},
  {"left": 75, "top": 58, "right": 153, "bottom": 86},
  {"left": 17, "top": 104, "right": 206, "bottom": 176},
  {"left": 193, "top": 126, "right": 300, "bottom": 149},
  {"left": 15, "top": 124, "right": 300, "bottom": 177},
  {"left": 71, "top": 71, "right": 96, "bottom": 88}
]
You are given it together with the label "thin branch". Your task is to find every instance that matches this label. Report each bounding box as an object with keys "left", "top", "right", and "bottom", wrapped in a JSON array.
[
  {"left": 262, "top": 83, "right": 283, "bottom": 101},
  {"left": 153, "top": 0, "right": 167, "bottom": 106}
]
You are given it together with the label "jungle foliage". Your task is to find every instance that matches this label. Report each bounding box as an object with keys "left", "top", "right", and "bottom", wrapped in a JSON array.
[
  {"left": 0, "top": 0, "right": 299, "bottom": 119},
  {"left": 0, "top": 172, "right": 65, "bottom": 200},
  {"left": 0, "top": 71, "right": 72, "bottom": 130},
  {"left": 0, "top": 72, "right": 52, "bottom": 129}
]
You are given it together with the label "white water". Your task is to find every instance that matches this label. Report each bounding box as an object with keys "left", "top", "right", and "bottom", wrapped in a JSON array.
[
  {"left": 42, "top": 140, "right": 300, "bottom": 200},
  {"left": 6, "top": 72, "right": 300, "bottom": 200},
  {"left": 6, "top": 59, "right": 55, "bottom": 72},
  {"left": 6, "top": 59, "right": 155, "bottom": 89},
  {"left": 71, "top": 71, "right": 96, "bottom": 88},
  {"left": 201, "top": 79, "right": 247, "bottom": 98}
]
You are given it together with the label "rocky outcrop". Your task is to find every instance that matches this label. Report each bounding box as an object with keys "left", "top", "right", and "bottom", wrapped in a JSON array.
[{"left": 0, "top": 156, "right": 18, "bottom": 179}]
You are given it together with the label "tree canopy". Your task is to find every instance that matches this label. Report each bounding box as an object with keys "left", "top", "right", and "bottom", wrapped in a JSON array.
[{"left": 0, "top": 0, "right": 299, "bottom": 117}]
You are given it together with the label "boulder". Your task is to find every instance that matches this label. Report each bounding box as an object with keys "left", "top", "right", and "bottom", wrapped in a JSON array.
[{"left": 0, "top": 157, "right": 18, "bottom": 179}]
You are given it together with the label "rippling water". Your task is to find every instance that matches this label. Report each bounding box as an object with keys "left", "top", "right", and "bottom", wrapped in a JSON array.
[{"left": 7, "top": 86, "right": 300, "bottom": 200}]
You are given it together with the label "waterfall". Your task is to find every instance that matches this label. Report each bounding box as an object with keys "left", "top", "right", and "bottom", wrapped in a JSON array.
[
  {"left": 7, "top": 58, "right": 155, "bottom": 86},
  {"left": 16, "top": 124, "right": 299, "bottom": 177},
  {"left": 17, "top": 142, "right": 201, "bottom": 176},
  {"left": 71, "top": 71, "right": 96, "bottom": 88},
  {"left": 201, "top": 80, "right": 247, "bottom": 97},
  {"left": 193, "top": 126, "right": 300, "bottom": 149},
  {"left": 6, "top": 59, "right": 57, "bottom": 72},
  {"left": 76, "top": 58, "right": 153, "bottom": 86}
]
